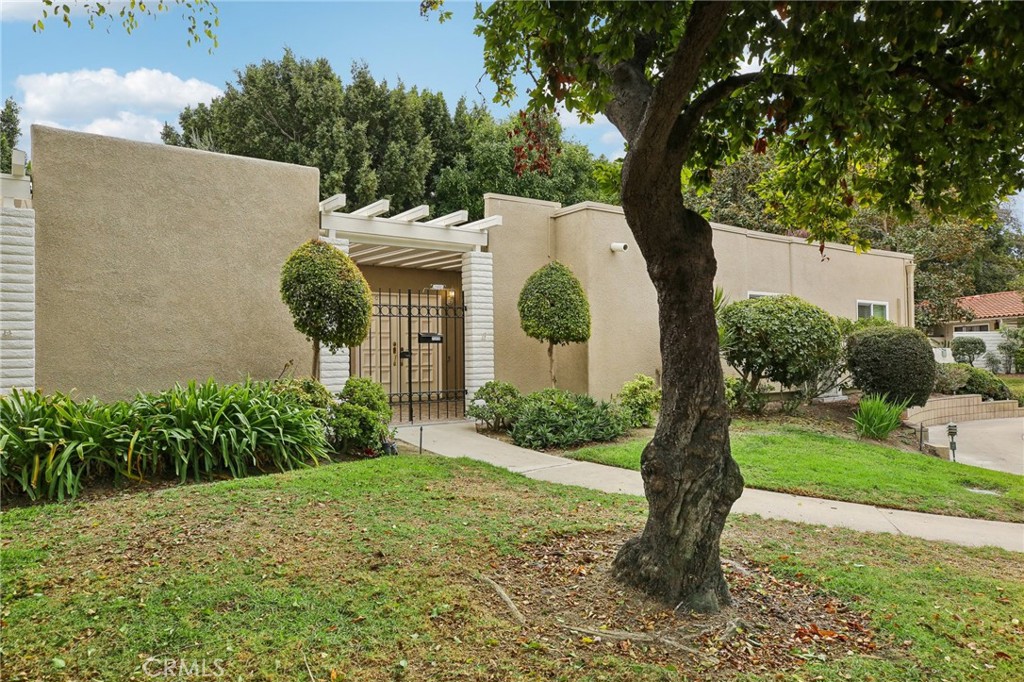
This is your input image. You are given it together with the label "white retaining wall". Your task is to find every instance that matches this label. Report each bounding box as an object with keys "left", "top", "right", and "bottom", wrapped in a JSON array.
[{"left": 0, "top": 206, "right": 36, "bottom": 393}]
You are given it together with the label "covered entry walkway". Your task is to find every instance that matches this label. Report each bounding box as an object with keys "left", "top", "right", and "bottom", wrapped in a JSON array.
[{"left": 316, "top": 194, "right": 499, "bottom": 422}]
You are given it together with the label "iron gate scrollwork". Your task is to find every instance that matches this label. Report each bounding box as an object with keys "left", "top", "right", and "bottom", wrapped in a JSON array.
[{"left": 351, "top": 288, "right": 466, "bottom": 423}]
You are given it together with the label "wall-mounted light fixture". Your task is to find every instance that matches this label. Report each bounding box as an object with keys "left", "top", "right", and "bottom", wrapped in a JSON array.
[{"left": 610, "top": 242, "right": 629, "bottom": 253}]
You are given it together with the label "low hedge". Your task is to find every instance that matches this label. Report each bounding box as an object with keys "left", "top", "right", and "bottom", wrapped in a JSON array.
[
  {"left": 0, "top": 380, "right": 329, "bottom": 501},
  {"left": 509, "top": 388, "right": 628, "bottom": 450}
]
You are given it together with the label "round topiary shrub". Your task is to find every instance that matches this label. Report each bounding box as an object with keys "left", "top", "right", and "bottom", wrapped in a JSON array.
[
  {"left": 467, "top": 380, "right": 523, "bottom": 431},
  {"left": 517, "top": 261, "right": 591, "bottom": 386},
  {"left": 951, "top": 336, "right": 986, "bottom": 365},
  {"left": 720, "top": 295, "right": 842, "bottom": 402},
  {"left": 846, "top": 326, "right": 936, "bottom": 407},
  {"left": 280, "top": 239, "right": 372, "bottom": 379},
  {"left": 960, "top": 366, "right": 1014, "bottom": 401}
]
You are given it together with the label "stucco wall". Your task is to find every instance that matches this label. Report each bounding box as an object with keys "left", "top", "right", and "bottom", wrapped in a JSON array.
[
  {"left": 31, "top": 126, "right": 320, "bottom": 399},
  {"left": 485, "top": 194, "right": 563, "bottom": 393},
  {"left": 487, "top": 196, "right": 915, "bottom": 399}
]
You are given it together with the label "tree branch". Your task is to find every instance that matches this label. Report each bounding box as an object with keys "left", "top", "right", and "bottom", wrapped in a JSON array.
[
  {"left": 631, "top": 1, "right": 733, "bottom": 159},
  {"left": 892, "top": 62, "right": 980, "bottom": 105}
]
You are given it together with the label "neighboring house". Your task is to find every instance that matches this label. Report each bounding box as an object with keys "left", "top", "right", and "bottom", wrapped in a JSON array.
[
  {"left": 939, "top": 291, "right": 1024, "bottom": 337},
  {"left": 938, "top": 290, "right": 1024, "bottom": 369},
  {"left": 1, "top": 127, "right": 916, "bottom": 421}
]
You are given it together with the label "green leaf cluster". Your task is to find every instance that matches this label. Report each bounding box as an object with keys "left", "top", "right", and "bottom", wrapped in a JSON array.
[
  {"left": 280, "top": 239, "right": 372, "bottom": 353},
  {"left": 509, "top": 388, "right": 627, "bottom": 450},
  {"left": 517, "top": 261, "right": 591, "bottom": 346}
]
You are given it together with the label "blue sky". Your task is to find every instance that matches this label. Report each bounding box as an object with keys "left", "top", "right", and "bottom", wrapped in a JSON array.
[
  {"left": 0, "top": 0, "right": 624, "bottom": 157},
  {"left": 0, "top": 0, "right": 1021, "bottom": 221}
]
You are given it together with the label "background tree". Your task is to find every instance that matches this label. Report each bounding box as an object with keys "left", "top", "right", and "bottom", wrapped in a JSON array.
[
  {"left": 280, "top": 240, "right": 372, "bottom": 380},
  {"left": 469, "top": 1, "right": 1024, "bottom": 611},
  {"left": 517, "top": 261, "right": 591, "bottom": 387},
  {"left": 164, "top": 53, "right": 608, "bottom": 213},
  {"left": 0, "top": 98, "right": 20, "bottom": 174}
]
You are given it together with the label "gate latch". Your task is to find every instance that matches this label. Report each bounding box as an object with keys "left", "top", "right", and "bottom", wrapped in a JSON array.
[{"left": 399, "top": 349, "right": 413, "bottom": 360}]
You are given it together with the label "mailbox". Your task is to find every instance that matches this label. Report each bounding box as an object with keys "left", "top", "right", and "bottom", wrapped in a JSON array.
[{"left": 418, "top": 332, "right": 443, "bottom": 344}]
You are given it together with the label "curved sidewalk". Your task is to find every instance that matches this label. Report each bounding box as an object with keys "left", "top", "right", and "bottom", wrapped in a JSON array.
[{"left": 397, "top": 421, "right": 1024, "bottom": 553}]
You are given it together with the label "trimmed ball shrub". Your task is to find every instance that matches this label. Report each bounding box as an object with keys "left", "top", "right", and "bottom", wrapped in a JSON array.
[
  {"left": 509, "top": 388, "right": 627, "bottom": 450},
  {"left": 847, "top": 326, "right": 935, "bottom": 407},
  {"left": 518, "top": 261, "right": 591, "bottom": 386},
  {"left": 281, "top": 239, "right": 373, "bottom": 379},
  {"left": 617, "top": 374, "right": 661, "bottom": 428},
  {"left": 720, "top": 295, "right": 842, "bottom": 400},
  {"left": 951, "top": 336, "right": 986, "bottom": 365},
  {"left": 339, "top": 377, "right": 392, "bottom": 421},
  {"left": 468, "top": 380, "right": 523, "bottom": 431}
]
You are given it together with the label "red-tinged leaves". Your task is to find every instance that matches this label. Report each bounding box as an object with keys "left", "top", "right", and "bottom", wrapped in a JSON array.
[{"left": 753, "top": 137, "right": 768, "bottom": 155}]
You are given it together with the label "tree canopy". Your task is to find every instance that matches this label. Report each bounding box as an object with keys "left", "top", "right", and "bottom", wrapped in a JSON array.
[
  {"left": 163, "top": 51, "right": 609, "bottom": 214},
  {"left": 467, "top": 0, "right": 1024, "bottom": 612}
]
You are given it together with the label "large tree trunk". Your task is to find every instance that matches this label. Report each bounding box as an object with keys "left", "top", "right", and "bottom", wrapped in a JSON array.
[{"left": 612, "top": 185, "right": 744, "bottom": 614}]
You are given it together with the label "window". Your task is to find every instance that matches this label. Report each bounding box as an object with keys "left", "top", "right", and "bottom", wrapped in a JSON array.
[
  {"left": 857, "top": 301, "right": 888, "bottom": 320},
  {"left": 953, "top": 324, "right": 990, "bottom": 332},
  {"left": 748, "top": 291, "right": 779, "bottom": 299}
]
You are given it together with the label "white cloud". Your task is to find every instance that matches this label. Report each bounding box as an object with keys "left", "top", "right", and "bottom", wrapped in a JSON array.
[
  {"left": 81, "top": 111, "right": 165, "bottom": 142},
  {"left": 16, "top": 67, "right": 221, "bottom": 121},
  {"left": 600, "top": 130, "right": 623, "bottom": 146},
  {"left": 556, "top": 104, "right": 609, "bottom": 129}
]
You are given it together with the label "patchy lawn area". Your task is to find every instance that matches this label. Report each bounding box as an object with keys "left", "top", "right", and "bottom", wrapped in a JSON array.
[
  {"left": 998, "top": 375, "right": 1024, "bottom": 394},
  {"left": 565, "top": 424, "right": 1024, "bottom": 522},
  {"left": 2, "top": 456, "right": 1022, "bottom": 681}
]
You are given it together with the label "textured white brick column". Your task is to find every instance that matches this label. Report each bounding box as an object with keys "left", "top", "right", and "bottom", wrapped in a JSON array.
[
  {"left": 1, "top": 206, "right": 36, "bottom": 394},
  {"left": 319, "top": 235, "right": 351, "bottom": 393},
  {"left": 462, "top": 251, "right": 495, "bottom": 407}
]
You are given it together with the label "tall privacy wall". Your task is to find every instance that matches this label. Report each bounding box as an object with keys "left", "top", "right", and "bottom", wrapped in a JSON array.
[
  {"left": 0, "top": 206, "right": 35, "bottom": 393},
  {"left": 30, "top": 126, "right": 320, "bottom": 400}
]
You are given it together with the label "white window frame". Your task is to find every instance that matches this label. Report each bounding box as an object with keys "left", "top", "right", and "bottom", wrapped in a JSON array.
[
  {"left": 857, "top": 300, "right": 889, "bottom": 321},
  {"left": 747, "top": 291, "right": 780, "bottom": 299}
]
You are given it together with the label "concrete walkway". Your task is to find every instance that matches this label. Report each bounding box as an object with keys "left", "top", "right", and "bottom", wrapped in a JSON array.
[
  {"left": 397, "top": 421, "right": 1024, "bottom": 553},
  {"left": 927, "top": 417, "right": 1024, "bottom": 475}
]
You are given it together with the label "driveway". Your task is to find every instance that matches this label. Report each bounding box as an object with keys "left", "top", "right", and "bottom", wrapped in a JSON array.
[{"left": 927, "top": 417, "right": 1024, "bottom": 475}]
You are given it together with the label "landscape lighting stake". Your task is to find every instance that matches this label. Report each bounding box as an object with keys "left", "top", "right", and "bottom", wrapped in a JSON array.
[
  {"left": 419, "top": 426, "right": 423, "bottom": 454},
  {"left": 946, "top": 422, "right": 958, "bottom": 463}
]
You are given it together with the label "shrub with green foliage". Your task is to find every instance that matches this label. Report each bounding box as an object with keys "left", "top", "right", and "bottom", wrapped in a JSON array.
[
  {"left": 517, "top": 261, "right": 591, "bottom": 386},
  {"left": 852, "top": 394, "right": 911, "bottom": 440},
  {"left": 724, "top": 377, "right": 743, "bottom": 410},
  {"left": 280, "top": 239, "right": 373, "bottom": 378},
  {"left": 0, "top": 381, "right": 329, "bottom": 501},
  {"left": 720, "top": 295, "right": 842, "bottom": 402},
  {"left": 329, "top": 377, "right": 393, "bottom": 455},
  {"left": 960, "top": 366, "right": 1014, "bottom": 401},
  {"left": 933, "top": 363, "right": 972, "bottom": 395},
  {"left": 847, "top": 326, "right": 936, "bottom": 407},
  {"left": 467, "top": 380, "right": 523, "bottom": 431},
  {"left": 509, "top": 388, "right": 627, "bottom": 450},
  {"left": 951, "top": 336, "right": 987, "bottom": 365},
  {"left": 617, "top": 374, "right": 661, "bottom": 428},
  {"left": 272, "top": 377, "right": 334, "bottom": 410}
]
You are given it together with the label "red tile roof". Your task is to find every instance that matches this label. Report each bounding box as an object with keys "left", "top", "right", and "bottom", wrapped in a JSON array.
[{"left": 955, "top": 291, "right": 1024, "bottom": 320}]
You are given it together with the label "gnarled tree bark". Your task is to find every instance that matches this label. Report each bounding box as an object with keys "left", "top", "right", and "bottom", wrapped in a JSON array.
[{"left": 610, "top": 171, "right": 744, "bottom": 613}]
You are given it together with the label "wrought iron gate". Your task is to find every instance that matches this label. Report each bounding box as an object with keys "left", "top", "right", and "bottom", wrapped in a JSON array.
[{"left": 351, "top": 288, "right": 466, "bottom": 423}]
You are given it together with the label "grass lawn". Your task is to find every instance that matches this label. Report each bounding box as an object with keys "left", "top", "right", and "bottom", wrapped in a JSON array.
[
  {"left": 565, "top": 423, "right": 1024, "bottom": 522},
  {"left": 2, "top": 456, "right": 1021, "bottom": 681},
  {"left": 998, "top": 375, "right": 1024, "bottom": 393}
]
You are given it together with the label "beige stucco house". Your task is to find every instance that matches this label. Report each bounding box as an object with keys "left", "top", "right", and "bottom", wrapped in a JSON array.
[{"left": 0, "top": 127, "right": 915, "bottom": 418}]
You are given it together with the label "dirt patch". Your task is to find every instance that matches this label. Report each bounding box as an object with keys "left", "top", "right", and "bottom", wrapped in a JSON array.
[{"left": 481, "top": 530, "right": 886, "bottom": 677}]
